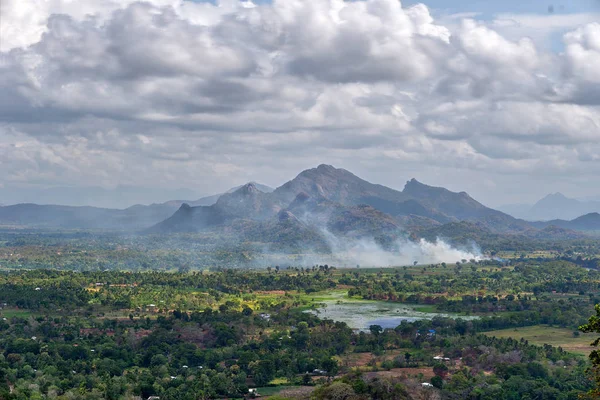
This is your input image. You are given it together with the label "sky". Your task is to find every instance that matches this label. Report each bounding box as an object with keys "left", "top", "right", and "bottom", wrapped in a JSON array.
[{"left": 1, "top": 0, "right": 600, "bottom": 208}]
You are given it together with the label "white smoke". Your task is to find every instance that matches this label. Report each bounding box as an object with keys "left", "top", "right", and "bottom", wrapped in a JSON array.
[{"left": 321, "top": 230, "right": 484, "bottom": 267}]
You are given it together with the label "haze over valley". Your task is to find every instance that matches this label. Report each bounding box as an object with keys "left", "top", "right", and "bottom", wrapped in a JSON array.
[{"left": 3, "top": 164, "right": 600, "bottom": 268}]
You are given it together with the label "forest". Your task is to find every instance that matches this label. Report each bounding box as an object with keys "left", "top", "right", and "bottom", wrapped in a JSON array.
[{"left": 2, "top": 252, "right": 600, "bottom": 399}]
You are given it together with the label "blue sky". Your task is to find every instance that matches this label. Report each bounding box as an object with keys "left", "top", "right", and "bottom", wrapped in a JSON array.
[
  {"left": 405, "top": 0, "right": 599, "bottom": 17},
  {"left": 190, "top": 0, "right": 600, "bottom": 17}
]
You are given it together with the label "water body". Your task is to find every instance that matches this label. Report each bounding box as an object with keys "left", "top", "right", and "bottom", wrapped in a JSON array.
[{"left": 307, "top": 299, "right": 478, "bottom": 331}]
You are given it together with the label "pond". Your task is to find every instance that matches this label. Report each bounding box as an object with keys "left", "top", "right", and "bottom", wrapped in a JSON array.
[{"left": 306, "top": 295, "right": 477, "bottom": 331}]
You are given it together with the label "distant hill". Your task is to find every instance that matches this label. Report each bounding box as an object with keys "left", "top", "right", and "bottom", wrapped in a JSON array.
[
  {"left": 499, "top": 193, "right": 600, "bottom": 221},
  {"left": 149, "top": 165, "right": 541, "bottom": 251},
  {"left": 0, "top": 183, "right": 273, "bottom": 231},
  {"left": 150, "top": 183, "right": 279, "bottom": 233},
  {"left": 415, "top": 220, "right": 586, "bottom": 251},
  {"left": 214, "top": 183, "right": 280, "bottom": 220},
  {"left": 0, "top": 203, "right": 177, "bottom": 230},
  {"left": 2, "top": 165, "right": 598, "bottom": 253},
  {"left": 273, "top": 164, "right": 409, "bottom": 206},
  {"left": 159, "top": 182, "right": 274, "bottom": 207},
  {"left": 269, "top": 165, "right": 528, "bottom": 232},
  {"left": 400, "top": 179, "right": 531, "bottom": 232},
  {"left": 0, "top": 186, "right": 200, "bottom": 209},
  {"left": 532, "top": 212, "right": 600, "bottom": 232}
]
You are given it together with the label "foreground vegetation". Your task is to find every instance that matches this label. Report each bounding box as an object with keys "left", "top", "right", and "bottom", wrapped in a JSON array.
[{"left": 1, "top": 253, "right": 600, "bottom": 399}]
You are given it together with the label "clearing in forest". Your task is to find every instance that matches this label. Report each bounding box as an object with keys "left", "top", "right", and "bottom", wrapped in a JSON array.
[{"left": 484, "top": 325, "right": 596, "bottom": 356}]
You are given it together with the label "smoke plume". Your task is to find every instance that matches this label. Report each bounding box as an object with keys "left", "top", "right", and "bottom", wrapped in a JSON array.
[{"left": 320, "top": 230, "right": 483, "bottom": 267}]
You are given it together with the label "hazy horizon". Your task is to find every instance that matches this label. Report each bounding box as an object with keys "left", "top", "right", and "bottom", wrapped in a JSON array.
[{"left": 3, "top": 164, "right": 600, "bottom": 211}]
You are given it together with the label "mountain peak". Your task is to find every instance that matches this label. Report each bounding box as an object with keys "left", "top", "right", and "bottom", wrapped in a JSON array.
[
  {"left": 274, "top": 164, "right": 410, "bottom": 208},
  {"left": 214, "top": 181, "right": 279, "bottom": 220},
  {"left": 299, "top": 164, "right": 344, "bottom": 178},
  {"left": 316, "top": 164, "right": 336, "bottom": 172},
  {"left": 233, "top": 182, "right": 259, "bottom": 196},
  {"left": 542, "top": 192, "right": 569, "bottom": 201},
  {"left": 403, "top": 178, "right": 434, "bottom": 195},
  {"left": 574, "top": 212, "right": 600, "bottom": 220},
  {"left": 534, "top": 192, "right": 578, "bottom": 208},
  {"left": 225, "top": 182, "right": 274, "bottom": 195},
  {"left": 405, "top": 178, "right": 424, "bottom": 188},
  {"left": 179, "top": 203, "right": 192, "bottom": 211}
]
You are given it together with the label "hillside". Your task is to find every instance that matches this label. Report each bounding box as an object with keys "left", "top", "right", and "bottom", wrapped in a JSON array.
[
  {"left": 0, "top": 203, "right": 178, "bottom": 230},
  {"left": 188, "top": 182, "right": 274, "bottom": 207},
  {"left": 401, "top": 179, "right": 531, "bottom": 232},
  {"left": 416, "top": 221, "right": 586, "bottom": 251},
  {"left": 213, "top": 183, "right": 280, "bottom": 220},
  {"left": 148, "top": 165, "right": 575, "bottom": 253},
  {"left": 272, "top": 164, "right": 409, "bottom": 206},
  {"left": 271, "top": 165, "right": 527, "bottom": 232},
  {"left": 532, "top": 213, "right": 600, "bottom": 232},
  {"left": 0, "top": 183, "right": 273, "bottom": 231}
]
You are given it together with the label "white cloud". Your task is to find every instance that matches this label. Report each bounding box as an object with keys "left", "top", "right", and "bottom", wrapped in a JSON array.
[
  {"left": 1, "top": 0, "right": 600, "bottom": 204},
  {"left": 564, "top": 23, "right": 600, "bottom": 83},
  {"left": 491, "top": 12, "right": 600, "bottom": 47}
]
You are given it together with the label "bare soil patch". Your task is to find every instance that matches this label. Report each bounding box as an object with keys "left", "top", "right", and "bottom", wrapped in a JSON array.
[
  {"left": 364, "top": 367, "right": 435, "bottom": 380},
  {"left": 270, "top": 386, "right": 315, "bottom": 399}
]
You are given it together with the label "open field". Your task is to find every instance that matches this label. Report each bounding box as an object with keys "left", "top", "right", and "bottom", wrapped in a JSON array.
[
  {"left": 255, "top": 385, "right": 313, "bottom": 398},
  {"left": 364, "top": 367, "right": 435, "bottom": 380},
  {"left": 484, "top": 325, "right": 597, "bottom": 356},
  {"left": 0, "top": 308, "right": 38, "bottom": 318}
]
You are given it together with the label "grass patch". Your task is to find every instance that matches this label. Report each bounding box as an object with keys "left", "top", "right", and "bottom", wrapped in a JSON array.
[
  {"left": 268, "top": 378, "right": 290, "bottom": 385},
  {"left": 484, "top": 325, "right": 596, "bottom": 356},
  {"left": 0, "top": 308, "right": 38, "bottom": 318},
  {"left": 299, "top": 290, "right": 349, "bottom": 303},
  {"left": 411, "top": 304, "right": 438, "bottom": 313},
  {"left": 254, "top": 386, "right": 297, "bottom": 396}
]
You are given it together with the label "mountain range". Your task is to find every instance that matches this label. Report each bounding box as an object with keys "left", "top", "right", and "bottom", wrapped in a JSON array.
[
  {"left": 499, "top": 192, "right": 600, "bottom": 221},
  {"left": 0, "top": 186, "right": 201, "bottom": 210},
  {"left": 2, "top": 165, "right": 600, "bottom": 250},
  {"left": 0, "top": 182, "right": 274, "bottom": 230},
  {"left": 152, "top": 164, "right": 531, "bottom": 236},
  {"left": 531, "top": 212, "right": 600, "bottom": 231}
]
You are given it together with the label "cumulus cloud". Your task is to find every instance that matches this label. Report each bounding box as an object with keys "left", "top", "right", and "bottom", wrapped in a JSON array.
[
  {"left": 1, "top": 0, "right": 600, "bottom": 204},
  {"left": 281, "top": 0, "right": 450, "bottom": 82},
  {"left": 559, "top": 23, "right": 600, "bottom": 105},
  {"left": 564, "top": 23, "right": 600, "bottom": 83}
]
